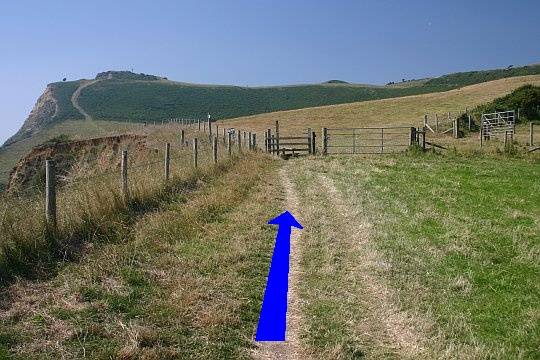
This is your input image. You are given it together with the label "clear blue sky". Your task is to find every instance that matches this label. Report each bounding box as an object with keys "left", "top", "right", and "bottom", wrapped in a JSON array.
[{"left": 1, "top": 0, "right": 539, "bottom": 144}]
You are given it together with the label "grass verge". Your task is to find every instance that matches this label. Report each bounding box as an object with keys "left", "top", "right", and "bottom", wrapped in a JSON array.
[
  {"left": 0, "top": 152, "right": 282, "bottom": 358},
  {"left": 296, "top": 152, "right": 539, "bottom": 358}
]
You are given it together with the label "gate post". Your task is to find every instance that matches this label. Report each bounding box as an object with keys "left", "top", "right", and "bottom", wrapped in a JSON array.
[
  {"left": 322, "top": 128, "right": 328, "bottom": 155},
  {"left": 311, "top": 130, "right": 316, "bottom": 154},
  {"left": 410, "top": 127, "right": 416, "bottom": 146},
  {"left": 530, "top": 122, "right": 534, "bottom": 146},
  {"left": 267, "top": 129, "right": 271, "bottom": 153},
  {"left": 275, "top": 121, "right": 280, "bottom": 155},
  {"left": 307, "top": 128, "right": 312, "bottom": 155}
]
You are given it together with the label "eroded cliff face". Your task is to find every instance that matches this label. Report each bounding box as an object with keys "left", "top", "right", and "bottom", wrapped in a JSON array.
[
  {"left": 7, "top": 134, "right": 147, "bottom": 192},
  {"left": 3, "top": 86, "right": 58, "bottom": 146}
]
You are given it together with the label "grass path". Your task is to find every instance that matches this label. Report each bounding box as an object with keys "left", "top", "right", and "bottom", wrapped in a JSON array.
[
  {"left": 288, "top": 159, "right": 430, "bottom": 359},
  {"left": 298, "top": 154, "right": 540, "bottom": 358},
  {"left": 71, "top": 80, "right": 100, "bottom": 121},
  {"left": 252, "top": 167, "right": 307, "bottom": 360}
]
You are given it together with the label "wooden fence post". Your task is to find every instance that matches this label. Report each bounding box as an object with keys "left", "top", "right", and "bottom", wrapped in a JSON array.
[
  {"left": 307, "top": 128, "right": 312, "bottom": 155},
  {"left": 248, "top": 132, "right": 252, "bottom": 150},
  {"left": 45, "top": 160, "right": 57, "bottom": 228},
  {"left": 228, "top": 132, "right": 233, "bottom": 156},
  {"left": 275, "top": 121, "right": 280, "bottom": 154},
  {"left": 212, "top": 136, "right": 218, "bottom": 163},
  {"left": 121, "top": 150, "right": 129, "bottom": 201},
  {"left": 322, "top": 128, "right": 328, "bottom": 155},
  {"left": 422, "top": 131, "right": 426, "bottom": 151},
  {"left": 165, "top": 143, "right": 171, "bottom": 181},
  {"left": 252, "top": 133, "right": 257, "bottom": 150},
  {"left": 238, "top": 131, "right": 242, "bottom": 153},
  {"left": 311, "top": 130, "right": 316, "bottom": 154},
  {"left": 270, "top": 135, "right": 275, "bottom": 155},
  {"left": 180, "top": 130, "right": 185, "bottom": 147},
  {"left": 264, "top": 131, "right": 268, "bottom": 153},
  {"left": 410, "top": 127, "right": 416, "bottom": 146},
  {"left": 193, "top": 138, "right": 198, "bottom": 168},
  {"left": 453, "top": 119, "right": 459, "bottom": 139},
  {"left": 223, "top": 128, "right": 226, "bottom": 144},
  {"left": 267, "top": 129, "right": 271, "bottom": 153},
  {"left": 530, "top": 122, "right": 534, "bottom": 146}
]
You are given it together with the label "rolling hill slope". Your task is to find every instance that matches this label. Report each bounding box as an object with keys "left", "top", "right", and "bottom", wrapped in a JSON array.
[
  {"left": 221, "top": 75, "right": 540, "bottom": 136},
  {"left": 5, "top": 65, "right": 540, "bottom": 147},
  {"left": 1, "top": 65, "right": 540, "bottom": 189}
]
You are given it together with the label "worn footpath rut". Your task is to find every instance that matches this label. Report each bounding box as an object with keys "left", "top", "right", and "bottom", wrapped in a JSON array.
[
  {"left": 71, "top": 79, "right": 100, "bottom": 121},
  {"left": 316, "top": 173, "right": 426, "bottom": 358},
  {"left": 252, "top": 167, "right": 307, "bottom": 360},
  {"left": 252, "top": 159, "right": 429, "bottom": 359}
]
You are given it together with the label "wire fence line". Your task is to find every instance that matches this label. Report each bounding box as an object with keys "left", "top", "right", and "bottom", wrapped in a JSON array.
[
  {"left": 1, "top": 119, "right": 263, "bottom": 231},
  {"left": 50, "top": 123, "right": 265, "bottom": 228}
]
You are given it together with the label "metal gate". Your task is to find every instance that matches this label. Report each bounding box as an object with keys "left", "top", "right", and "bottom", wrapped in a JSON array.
[{"left": 324, "top": 126, "right": 415, "bottom": 154}]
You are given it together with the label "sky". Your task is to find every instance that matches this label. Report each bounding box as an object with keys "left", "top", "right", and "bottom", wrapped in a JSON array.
[{"left": 1, "top": 0, "right": 539, "bottom": 144}]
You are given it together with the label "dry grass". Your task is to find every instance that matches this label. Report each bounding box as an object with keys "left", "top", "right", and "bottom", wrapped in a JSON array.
[
  {"left": 0, "top": 120, "right": 146, "bottom": 185},
  {"left": 0, "top": 150, "right": 282, "bottom": 358},
  {"left": 286, "top": 160, "right": 430, "bottom": 359},
  {"left": 0, "top": 125, "right": 224, "bottom": 284},
  {"left": 218, "top": 75, "right": 540, "bottom": 149}
]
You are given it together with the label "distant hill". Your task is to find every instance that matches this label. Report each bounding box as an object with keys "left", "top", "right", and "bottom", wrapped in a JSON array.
[
  {"left": 1, "top": 64, "right": 540, "bottom": 189},
  {"left": 324, "top": 80, "right": 350, "bottom": 84},
  {"left": 5, "top": 64, "right": 540, "bottom": 147}
]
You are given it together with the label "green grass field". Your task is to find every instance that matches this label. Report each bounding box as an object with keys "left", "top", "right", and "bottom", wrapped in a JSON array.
[
  {"left": 286, "top": 152, "right": 539, "bottom": 358},
  {"left": 77, "top": 65, "right": 540, "bottom": 123},
  {"left": 1, "top": 122, "right": 538, "bottom": 358}
]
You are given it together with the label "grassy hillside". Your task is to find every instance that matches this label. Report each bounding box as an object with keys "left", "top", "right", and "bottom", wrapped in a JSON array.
[
  {"left": 2, "top": 65, "right": 539, "bottom": 190},
  {"left": 287, "top": 153, "right": 539, "bottom": 358},
  {"left": 49, "top": 80, "right": 85, "bottom": 122},
  {"left": 77, "top": 64, "right": 540, "bottom": 122},
  {"left": 222, "top": 75, "right": 540, "bottom": 137},
  {"left": 1, "top": 123, "right": 538, "bottom": 357}
]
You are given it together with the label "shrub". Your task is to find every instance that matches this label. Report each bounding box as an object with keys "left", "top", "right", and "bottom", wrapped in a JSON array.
[{"left": 471, "top": 84, "right": 540, "bottom": 123}]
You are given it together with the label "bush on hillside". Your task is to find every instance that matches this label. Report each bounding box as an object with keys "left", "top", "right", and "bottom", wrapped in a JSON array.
[
  {"left": 472, "top": 84, "right": 540, "bottom": 123},
  {"left": 40, "top": 134, "right": 71, "bottom": 147}
]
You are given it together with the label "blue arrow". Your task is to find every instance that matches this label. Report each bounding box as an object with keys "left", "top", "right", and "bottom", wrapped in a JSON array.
[{"left": 256, "top": 211, "right": 303, "bottom": 341}]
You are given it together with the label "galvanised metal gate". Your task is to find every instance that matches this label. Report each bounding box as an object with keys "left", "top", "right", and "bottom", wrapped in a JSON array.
[{"left": 323, "top": 126, "right": 416, "bottom": 154}]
